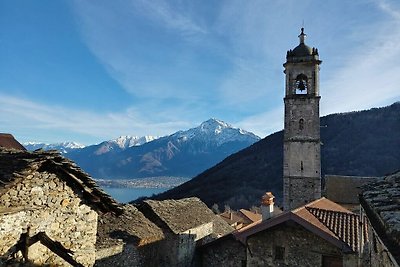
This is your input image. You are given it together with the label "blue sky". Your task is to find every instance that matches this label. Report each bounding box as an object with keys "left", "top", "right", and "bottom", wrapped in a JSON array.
[{"left": 1, "top": 0, "right": 399, "bottom": 145}]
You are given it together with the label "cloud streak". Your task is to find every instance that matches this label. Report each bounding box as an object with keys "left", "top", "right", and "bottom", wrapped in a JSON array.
[{"left": 0, "top": 94, "right": 190, "bottom": 144}]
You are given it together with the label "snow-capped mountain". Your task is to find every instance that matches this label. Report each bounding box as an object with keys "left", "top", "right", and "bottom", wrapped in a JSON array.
[
  {"left": 111, "top": 135, "right": 158, "bottom": 149},
  {"left": 24, "top": 136, "right": 158, "bottom": 155},
  {"left": 66, "top": 119, "right": 261, "bottom": 179},
  {"left": 24, "top": 142, "right": 85, "bottom": 154},
  {"left": 172, "top": 118, "right": 260, "bottom": 146},
  {"left": 92, "top": 135, "right": 159, "bottom": 155}
]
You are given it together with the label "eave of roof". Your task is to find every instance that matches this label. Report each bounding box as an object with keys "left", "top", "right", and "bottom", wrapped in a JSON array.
[
  {"left": 0, "top": 149, "right": 123, "bottom": 215},
  {"left": 234, "top": 198, "right": 358, "bottom": 254}
]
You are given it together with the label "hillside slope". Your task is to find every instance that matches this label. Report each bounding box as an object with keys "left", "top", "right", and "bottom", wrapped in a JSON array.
[
  {"left": 152, "top": 102, "right": 400, "bottom": 209},
  {"left": 67, "top": 119, "right": 260, "bottom": 178}
]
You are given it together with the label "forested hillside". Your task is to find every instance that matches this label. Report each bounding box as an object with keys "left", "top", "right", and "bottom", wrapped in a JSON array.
[{"left": 151, "top": 102, "right": 400, "bottom": 209}]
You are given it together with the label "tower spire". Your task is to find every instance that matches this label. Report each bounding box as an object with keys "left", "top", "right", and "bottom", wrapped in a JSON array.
[{"left": 299, "top": 27, "right": 306, "bottom": 44}]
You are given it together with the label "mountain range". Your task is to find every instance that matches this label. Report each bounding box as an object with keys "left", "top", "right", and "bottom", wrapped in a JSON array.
[
  {"left": 25, "top": 119, "right": 260, "bottom": 179},
  {"left": 152, "top": 102, "right": 400, "bottom": 210}
]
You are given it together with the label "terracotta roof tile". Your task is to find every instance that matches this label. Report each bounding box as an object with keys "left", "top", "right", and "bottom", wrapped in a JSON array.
[
  {"left": 239, "top": 209, "right": 262, "bottom": 223},
  {"left": 306, "top": 207, "right": 365, "bottom": 252},
  {"left": 235, "top": 198, "right": 365, "bottom": 253}
]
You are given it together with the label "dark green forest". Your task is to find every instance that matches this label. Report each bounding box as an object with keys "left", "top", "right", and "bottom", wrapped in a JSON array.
[{"left": 149, "top": 102, "right": 400, "bottom": 210}]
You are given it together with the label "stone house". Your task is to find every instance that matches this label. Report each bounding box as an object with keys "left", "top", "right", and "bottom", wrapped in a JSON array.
[
  {"left": 200, "top": 197, "right": 366, "bottom": 267},
  {"left": 95, "top": 204, "right": 165, "bottom": 267},
  {"left": 360, "top": 170, "right": 400, "bottom": 266},
  {"left": 0, "top": 148, "right": 123, "bottom": 266},
  {"left": 138, "top": 197, "right": 233, "bottom": 267}
]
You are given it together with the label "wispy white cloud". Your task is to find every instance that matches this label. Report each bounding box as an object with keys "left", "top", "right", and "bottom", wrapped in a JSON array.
[
  {"left": 0, "top": 94, "right": 190, "bottom": 144},
  {"left": 9, "top": 0, "right": 398, "bottom": 144},
  {"left": 131, "top": 0, "right": 207, "bottom": 36},
  {"left": 321, "top": 0, "right": 400, "bottom": 115}
]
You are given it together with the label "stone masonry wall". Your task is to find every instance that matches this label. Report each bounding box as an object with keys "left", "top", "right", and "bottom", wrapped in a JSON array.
[
  {"left": 200, "top": 236, "right": 245, "bottom": 267},
  {"left": 0, "top": 171, "right": 98, "bottom": 266},
  {"left": 246, "top": 223, "right": 350, "bottom": 267},
  {"left": 95, "top": 244, "right": 142, "bottom": 267}
]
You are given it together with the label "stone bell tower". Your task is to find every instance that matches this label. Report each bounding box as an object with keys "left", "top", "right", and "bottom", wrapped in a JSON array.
[{"left": 283, "top": 28, "right": 322, "bottom": 211}]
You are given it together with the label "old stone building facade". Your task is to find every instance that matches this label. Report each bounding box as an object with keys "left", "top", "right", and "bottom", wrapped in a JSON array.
[
  {"left": 0, "top": 148, "right": 123, "bottom": 266},
  {"left": 200, "top": 198, "right": 364, "bottom": 267},
  {"left": 283, "top": 28, "right": 322, "bottom": 211},
  {"left": 138, "top": 197, "right": 233, "bottom": 267},
  {"left": 95, "top": 204, "right": 165, "bottom": 267}
]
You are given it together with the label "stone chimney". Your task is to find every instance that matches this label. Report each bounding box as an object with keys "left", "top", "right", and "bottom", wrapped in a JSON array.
[{"left": 261, "top": 192, "right": 275, "bottom": 220}]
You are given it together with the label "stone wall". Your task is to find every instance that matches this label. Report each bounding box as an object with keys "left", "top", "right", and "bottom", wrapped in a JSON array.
[
  {"left": 363, "top": 217, "right": 399, "bottom": 267},
  {"left": 95, "top": 244, "right": 142, "bottom": 267},
  {"left": 246, "top": 223, "right": 356, "bottom": 267},
  {"left": 0, "top": 171, "right": 98, "bottom": 266},
  {"left": 199, "top": 235, "right": 245, "bottom": 267}
]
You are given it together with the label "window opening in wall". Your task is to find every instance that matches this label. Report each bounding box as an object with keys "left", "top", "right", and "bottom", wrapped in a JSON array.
[
  {"left": 295, "top": 74, "right": 308, "bottom": 95},
  {"left": 301, "top": 161, "right": 304, "bottom": 171},
  {"left": 274, "top": 246, "right": 285, "bottom": 260},
  {"left": 299, "top": 118, "right": 304, "bottom": 130}
]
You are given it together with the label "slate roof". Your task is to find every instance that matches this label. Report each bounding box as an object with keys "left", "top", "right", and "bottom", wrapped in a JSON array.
[
  {"left": 97, "top": 204, "right": 164, "bottom": 249},
  {"left": 141, "top": 197, "right": 220, "bottom": 234},
  {"left": 0, "top": 133, "right": 26, "bottom": 151},
  {"left": 360, "top": 170, "right": 400, "bottom": 264},
  {"left": 0, "top": 148, "right": 123, "bottom": 215},
  {"left": 235, "top": 198, "right": 366, "bottom": 253}
]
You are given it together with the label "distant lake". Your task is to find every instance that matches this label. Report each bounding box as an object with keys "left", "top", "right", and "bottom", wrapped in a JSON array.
[{"left": 100, "top": 187, "right": 168, "bottom": 203}]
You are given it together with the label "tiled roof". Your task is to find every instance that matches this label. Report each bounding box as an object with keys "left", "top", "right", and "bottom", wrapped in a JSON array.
[
  {"left": 239, "top": 209, "right": 262, "bottom": 223},
  {"left": 141, "top": 197, "right": 217, "bottom": 234},
  {"left": 0, "top": 149, "right": 123, "bottom": 214},
  {"left": 360, "top": 170, "right": 400, "bottom": 264},
  {"left": 219, "top": 211, "right": 245, "bottom": 225},
  {"left": 235, "top": 198, "right": 365, "bottom": 253},
  {"left": 0, "top": 133, "right": 26, "bottom": 151},
  {"left": 306, "top": 207, "right": 365, "bottom": 252},
  {"left": 96, "top": 204, "right": 164, "bottom": 249}
]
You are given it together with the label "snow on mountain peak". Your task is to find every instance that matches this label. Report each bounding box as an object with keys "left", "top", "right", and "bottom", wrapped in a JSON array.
[
  {"left": 110, "top": 135, "right": 158, "bottom": 149},
  {"left": 173, "top": 118, "right": 260, "bottom": 146},
  {"left": 23, "top": 141, "right": 85, "bottom": 153}
]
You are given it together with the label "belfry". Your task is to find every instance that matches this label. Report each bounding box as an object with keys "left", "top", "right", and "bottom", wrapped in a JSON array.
[{"left": 283, "top": 28, "right": 322, "bottom": 211}]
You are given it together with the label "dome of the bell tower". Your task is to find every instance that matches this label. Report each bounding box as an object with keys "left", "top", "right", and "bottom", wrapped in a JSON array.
[
  {"left": 291, "top": 43, "right": 313, "bottom": 57},
  {"left": 285, "top": 28, "right": 320, "bottom": 64}
]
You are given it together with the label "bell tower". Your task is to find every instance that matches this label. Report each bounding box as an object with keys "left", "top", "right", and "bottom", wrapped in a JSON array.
[{"left": 283, "top": 28, "right": 322, "bottom": 211}]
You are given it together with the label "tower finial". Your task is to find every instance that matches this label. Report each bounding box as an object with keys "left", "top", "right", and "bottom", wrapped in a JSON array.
[{"left": 299, "top": 28, "right": 306, "bottom": 44}]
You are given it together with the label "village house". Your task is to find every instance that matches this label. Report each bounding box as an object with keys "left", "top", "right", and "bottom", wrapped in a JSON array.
[
  {"left": 200, "top": 197, "right": 365, "bottom": 267},
  {"left": 219, "top": 208, "right": 262, "bottom": 230},
  {"left": 138, "top": 197, "right": 233, "bottom": 267},
  {"left": 95, "top": 204, "right": 165, "bottom": 267},
  {"left": 0, "top": 148, "right": 123, "bottom": 266},
  {"left": 360, "top": 170, "right": 400, "bottom": 266}
]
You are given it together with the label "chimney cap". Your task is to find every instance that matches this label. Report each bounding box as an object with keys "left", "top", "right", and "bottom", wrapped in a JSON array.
[{"left": 261, "top": 192, "right": 275, "bottom": 205}]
